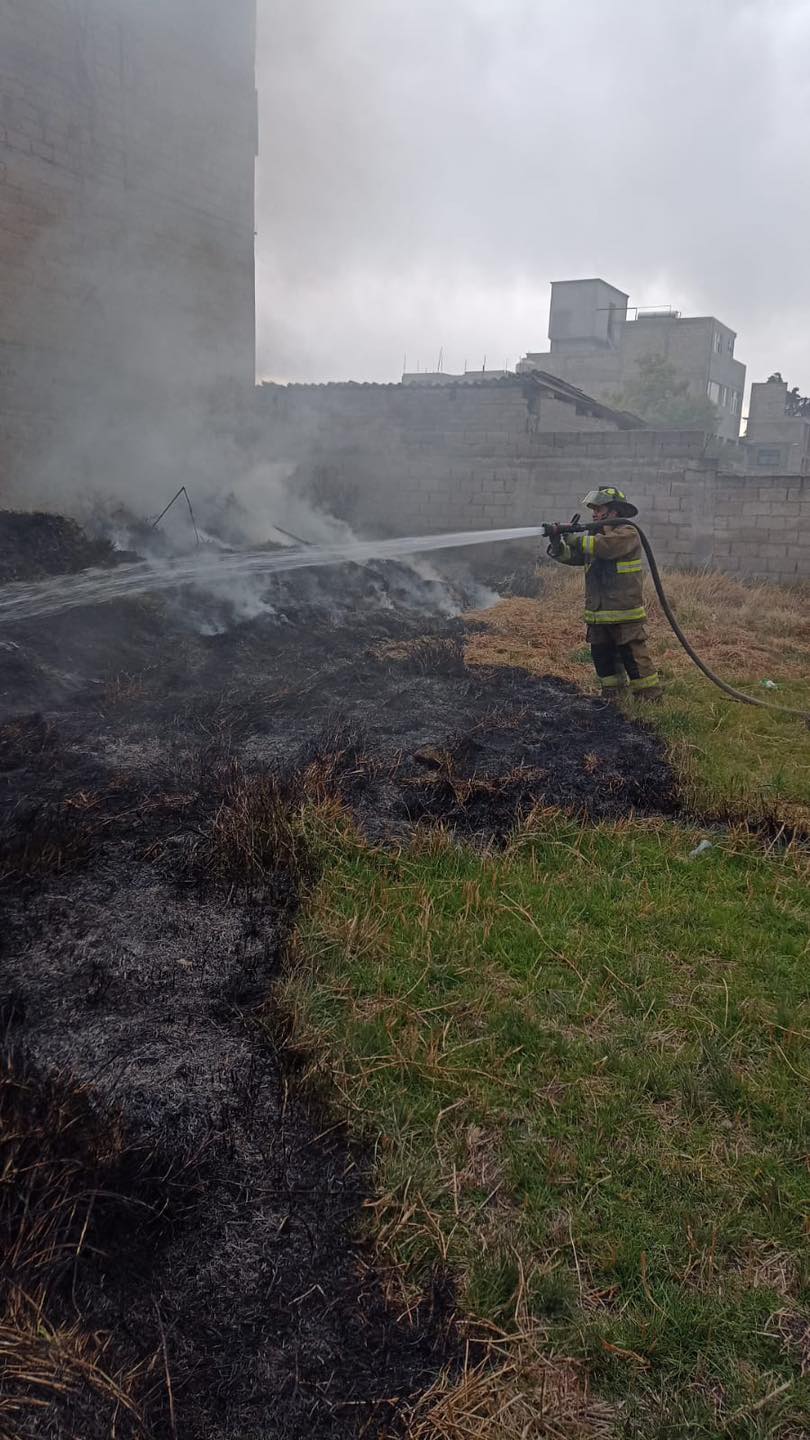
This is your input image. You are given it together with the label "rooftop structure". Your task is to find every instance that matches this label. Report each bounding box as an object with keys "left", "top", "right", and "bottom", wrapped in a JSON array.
[{"left": 744, "top": 375, "right": 810, "bottom": 475}]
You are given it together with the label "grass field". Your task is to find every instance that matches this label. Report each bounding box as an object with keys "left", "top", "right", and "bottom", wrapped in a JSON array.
[
  {"left": 281, "top": 569, "right": 810, "bottom": 1438},
  {"left": 466, "top": 568, "right": 810, "bottom": 828}
]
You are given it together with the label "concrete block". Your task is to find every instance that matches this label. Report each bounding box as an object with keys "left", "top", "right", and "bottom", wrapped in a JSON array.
[
  {"left": 759, "top": 544, "right": 790, "bottom": 560},
  {"left": 762, "top": 501, "right": 801, "bottom": 518}
]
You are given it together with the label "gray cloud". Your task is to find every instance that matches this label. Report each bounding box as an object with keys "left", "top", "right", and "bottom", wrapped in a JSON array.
[{"left": 256, "top": 0, "right": 810, "bottom": 399}]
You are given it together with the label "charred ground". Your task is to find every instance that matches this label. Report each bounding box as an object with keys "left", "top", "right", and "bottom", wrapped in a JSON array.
[{"left": 0, "top": 514, "right": 677, "bottom": 1438}]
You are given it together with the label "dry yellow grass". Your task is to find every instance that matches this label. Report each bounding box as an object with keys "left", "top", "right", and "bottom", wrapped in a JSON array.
[
  {"left": 0, "top": 1054, "right": 154, "bottom": 1439},
  {"left": 0, "top": 1314, "right": 151, "bottom": 1439},
  {"left": 393, "top": 1325, "right": 616, "bottom": 1440},
  {"left": 465, "top": 566, "right": 810, "bottom": 687}
]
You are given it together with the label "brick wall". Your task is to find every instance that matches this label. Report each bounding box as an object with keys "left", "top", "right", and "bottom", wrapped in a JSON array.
[
  {"left": 0, "top": 0, "right": 257, "bottom": 498},
  {"left": 256, "top": 382, "right": 810, "bottom": 584}
]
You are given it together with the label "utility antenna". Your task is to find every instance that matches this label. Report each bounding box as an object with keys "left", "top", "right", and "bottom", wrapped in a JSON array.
[{"left": 437, "top": 346, "right": 444, "bottom": 373}]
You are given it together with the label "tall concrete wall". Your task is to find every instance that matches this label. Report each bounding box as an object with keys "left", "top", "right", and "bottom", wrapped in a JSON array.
[
  {"left": 258, "top": 382, "right": 810, "bottom": 585},
  {"left": 0, "top": 0, "right": 257, "bottom": 498}
]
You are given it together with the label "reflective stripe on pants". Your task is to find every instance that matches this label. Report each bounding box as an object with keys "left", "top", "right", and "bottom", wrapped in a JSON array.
[{"left": 584, "top": 607, "right": 647, "bottom": 624}]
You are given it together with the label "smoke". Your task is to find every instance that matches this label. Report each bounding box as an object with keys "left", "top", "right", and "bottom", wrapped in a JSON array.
[
  {"left": 0, "top": 0, "right": 367, "bottom": 597},
  {"left": 0, "top": 0, "right": 499, "bottom": 632},
  {"left": 1, "top": 1, "right": 256, "bottom": 517},
  {"left": 205, "top": 463, "right": 357, "bottom": 549}
]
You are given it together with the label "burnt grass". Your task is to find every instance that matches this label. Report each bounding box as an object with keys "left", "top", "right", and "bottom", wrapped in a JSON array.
[
  {"left": 0, "top": 539, "right": 678, "bottom": 1438},
  {"left": 0, "top": 510, "right": 118, "bottom": 585}
]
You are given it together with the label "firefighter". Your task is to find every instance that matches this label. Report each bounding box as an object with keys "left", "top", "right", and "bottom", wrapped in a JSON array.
[{"left": 546, "top": 487, "right": 661, "bottom": 701}]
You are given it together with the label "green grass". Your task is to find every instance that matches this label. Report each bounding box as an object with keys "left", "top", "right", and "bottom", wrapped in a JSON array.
[
  {"left": 649, "top": 676, "right": 810, "bottom": 829},
  {"left": 285, "top": 811, "right": 810, "bottom": 1437}
]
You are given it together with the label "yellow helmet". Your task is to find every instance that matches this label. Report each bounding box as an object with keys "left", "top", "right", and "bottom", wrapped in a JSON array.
[{"left": 582, "top": 487, "right": 638, "bottom": 518}]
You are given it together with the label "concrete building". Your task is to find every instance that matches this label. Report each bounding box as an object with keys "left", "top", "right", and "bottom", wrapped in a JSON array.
[
  {"left": 744, "top": 376, "right": 810, "bottom": 476},
  {"left": 0, "top": 0, "right": 258, "bottom": 497},
  {"left": 517, "top": 279, "right": 746, "bottom": 441}
]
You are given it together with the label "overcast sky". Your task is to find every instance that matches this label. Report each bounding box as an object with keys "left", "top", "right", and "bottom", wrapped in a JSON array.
[{"left": 255, "top": 0, "right": 810, "bottom": 402}]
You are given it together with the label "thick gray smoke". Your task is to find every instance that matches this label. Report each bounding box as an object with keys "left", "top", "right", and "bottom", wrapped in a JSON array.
[
  {"left": 0, "top": 0, "right": 493, "bottom": 626},
  {"left": 0, "top": 0, "right": 440, "bottom": 618},
  {"left": 1, "top": 1, "right": 260, "bottom": 532}
]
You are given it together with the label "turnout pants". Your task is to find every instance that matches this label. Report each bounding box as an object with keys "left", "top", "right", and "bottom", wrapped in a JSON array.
[{"left": 586, "top": 621, "right": 660, "bottom": 696}]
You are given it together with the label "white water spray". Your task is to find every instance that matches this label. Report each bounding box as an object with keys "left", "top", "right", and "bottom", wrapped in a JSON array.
[{"left": 0, "top": 528, "right": 545, "bottom": 624}]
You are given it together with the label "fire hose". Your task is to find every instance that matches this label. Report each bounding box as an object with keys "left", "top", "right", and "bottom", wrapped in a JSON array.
[{"left": 542, "top": 518, "right": 810, "bottom": 722}]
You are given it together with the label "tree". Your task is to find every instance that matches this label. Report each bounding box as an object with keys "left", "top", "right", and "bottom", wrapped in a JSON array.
[{"left": 610, "top": 354, "right": 719, "bottom": 431}]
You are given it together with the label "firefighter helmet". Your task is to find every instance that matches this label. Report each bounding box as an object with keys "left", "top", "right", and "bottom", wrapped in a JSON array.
[{"left": 582, "top": 486, "right": 638, "bottom": 518}]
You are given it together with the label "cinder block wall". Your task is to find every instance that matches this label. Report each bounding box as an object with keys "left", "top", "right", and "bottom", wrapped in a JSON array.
[
  {"left": 711, "top": 479, "right": 810, "bottom": 581},
  {"left": 0, "top": 0, "right": 257, "bottom": 497},
  {"left": 258, "top": 384, "right": 810, "bottom": 584}
]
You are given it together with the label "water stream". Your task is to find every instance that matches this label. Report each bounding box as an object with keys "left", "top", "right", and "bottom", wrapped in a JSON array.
[{"left": 0, "top": 527, "right": 546, "bottom": 624}]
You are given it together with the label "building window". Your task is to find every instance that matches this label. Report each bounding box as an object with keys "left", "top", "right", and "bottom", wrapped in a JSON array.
[
  {"left": 730, "top": 390, "right": 740, "bottom": 414},
  {"left": 707, "top": 381, "right": 721, "bottom": 404},
  {"left": 756, "top": 447, "right": 782, "bottom": 467},
  {"left": 713, "top": 331, "right": 724, "bottom": 353},
  {"left": 727, "top": 336, "right": 734, "bottom": 354},
  {"left": 719, "top": 385, "right": 728, "bottom": 407}
]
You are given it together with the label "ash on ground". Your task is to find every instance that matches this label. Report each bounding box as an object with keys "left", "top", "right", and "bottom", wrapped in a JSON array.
[{"left": 0, "top": 512, "right": 676, "bottom": 1440}]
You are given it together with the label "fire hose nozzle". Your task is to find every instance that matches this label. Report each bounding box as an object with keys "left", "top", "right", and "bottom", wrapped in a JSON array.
[{"left": 541, "top": 512, "right": 584, "bottom": 538}]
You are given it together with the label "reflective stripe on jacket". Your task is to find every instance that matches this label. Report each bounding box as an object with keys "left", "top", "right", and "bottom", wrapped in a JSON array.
[{"left": 548, "top": 523, "right": 646, "bottom": 624}]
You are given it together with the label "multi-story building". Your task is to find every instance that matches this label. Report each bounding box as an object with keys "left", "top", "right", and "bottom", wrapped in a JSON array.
[
  {"left": 517, "top": 278, "right": 746, "bottom": 441},
  {"left": 0, "top": 0, "right": 258, "bottom": 496}
]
